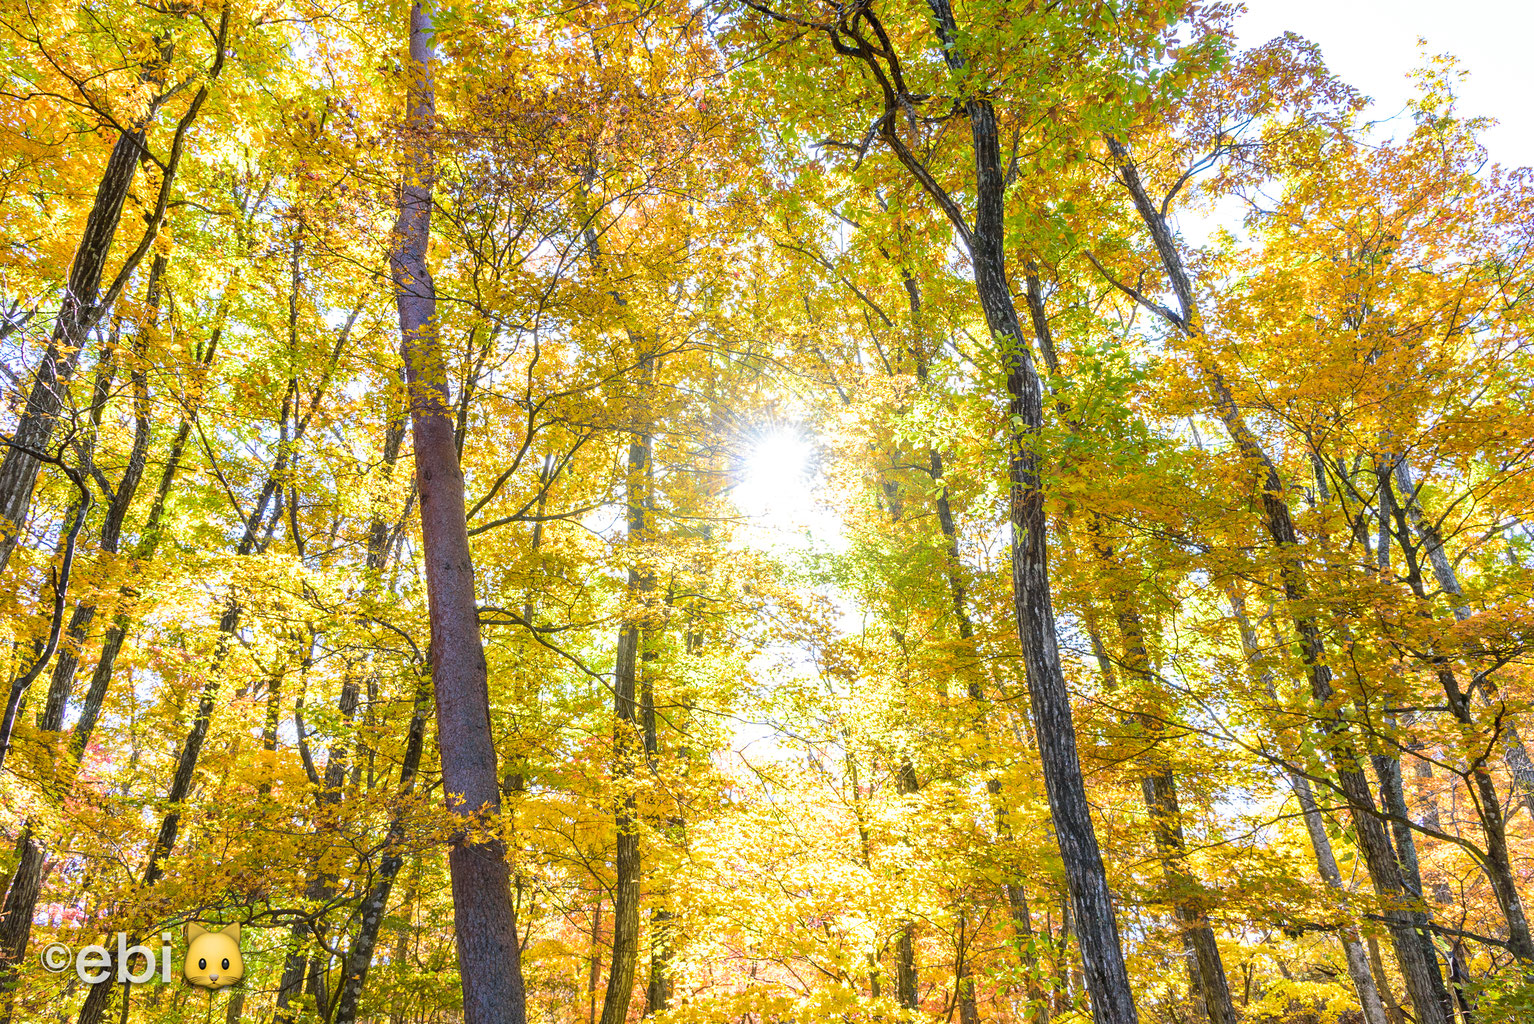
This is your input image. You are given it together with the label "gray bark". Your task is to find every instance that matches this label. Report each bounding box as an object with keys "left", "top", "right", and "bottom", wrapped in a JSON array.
[
  {"left": 910, "top": 8, "right": 1139, "bottom": 1020},
  {"left": 812, "top": 6, "right": 1135, "bottom": 1014}
]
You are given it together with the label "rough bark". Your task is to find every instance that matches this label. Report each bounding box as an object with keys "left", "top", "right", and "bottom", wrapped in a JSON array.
[
  {"left": 866, "top": 8, "right": 1139, "bottom": 1021},
  {"left": 644, "top": 905, "right": 674, "bottom": 1017},
  {"left": 0, "top": 466, "right": 89, "bottom": 770},
  {"left": 958, "top": 911, "right": 981, "bottom": 1024},
  {"left": 811, "top": 5, "right": 1133, "bottom": 1014},
  {"left": 905, "top": 265, "right": 1049, "bottom": 1018},
  {"left": 391, "top": 5, "right": 526, "bottom": 1022}
]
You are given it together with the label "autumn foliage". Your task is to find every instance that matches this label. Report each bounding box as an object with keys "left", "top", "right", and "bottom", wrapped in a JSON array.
[{"left": 0, "top": 2, "right": 1531, "bottom": 1024}]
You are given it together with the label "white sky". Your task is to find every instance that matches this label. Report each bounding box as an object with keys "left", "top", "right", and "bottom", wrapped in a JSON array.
[{"left": 1237, "top": 0, "right": 1534, "bottom": 169}]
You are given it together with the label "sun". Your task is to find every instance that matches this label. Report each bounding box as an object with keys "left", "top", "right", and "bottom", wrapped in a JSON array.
[{"left": 735, "top": 427, "right": 818, "bottom": 533}]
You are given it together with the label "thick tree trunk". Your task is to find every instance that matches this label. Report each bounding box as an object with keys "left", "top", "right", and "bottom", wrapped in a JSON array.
[
  {"left": 1367, "top": 935, "right": 1408, "bottom": 1024},
  {"left": 1140, "top": 772, "right": 1236, "bottom": 1024},
  {"left": 957, "top": 911, "right": 981, "bottom": 1024},
  {"left": 827, "top": 5, "right": 1131, "bottom": 1015},
  {"left": 391, "top": 6, "right": 526, "bottom": 1023},
  {"left": 895, "top": 8, "right": 1138, "bottom": 1022},
  {"left": 896, "top": 928, "right": 919, "bottom": 1010},
  {"left": 644, "top": 905, "right": 674, "bottom": 1016}
]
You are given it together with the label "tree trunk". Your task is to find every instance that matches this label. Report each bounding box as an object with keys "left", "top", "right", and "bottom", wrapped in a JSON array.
[
  {"left": 644, "top": 905, "right": 674, "bottom": 1017},
  {"left": 391, "top": 6, "right": 526, "bottom": 1023},
  {"left": 1391, "top": 457, "right": 1534, "bottom": 816},
  {"left": 1366, "top": 935, "right": 1408, "bottom": 1024},
  {"left": 1227, "top": 593, "right": 1389, "bottom": 1024},
  {"left": 0, "top": 286, "right": 190, "bottom": 1011},
  {"left": 0, "top": 127, "right": 143, "bottom": 569},
  {"left": 598, "top": 414, "right": 651, "bottom": 1024},
  {"left": 1081, "top": 530, "right": 1235, "bottom": 1024},
  {"left": 1379, "top": 471, "right": 1534, "bottom": 961},
  {"left": 1106, "top": 136, "right": 1452, "bottom": 1024},
  {"left": 957, "top": 911, "right": 981, "bottom": 1024},
  {"left": 911, "top": 7, "right": 1139, "bottom": 1022},
  {"left": 330, "top": 674, "right": 433, "bottom": 1024},
  {"left": 0, "top": 8, "right": 227, "bottom": 571}
]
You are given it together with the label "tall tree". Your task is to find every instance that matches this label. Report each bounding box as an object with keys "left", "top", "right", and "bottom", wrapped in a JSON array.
[{"left": 391, "top": 4, "right": 526, "bottom": 1022}]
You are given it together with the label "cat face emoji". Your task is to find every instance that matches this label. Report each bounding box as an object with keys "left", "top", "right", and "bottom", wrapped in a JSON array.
[{"left": 183, "top": 923, "right": 243, "bottom": 988}]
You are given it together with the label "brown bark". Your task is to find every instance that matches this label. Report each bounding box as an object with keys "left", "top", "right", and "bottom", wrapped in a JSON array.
[
  {"left": 0, "top": 128, "right": 141, "bottom": 569},
  {"left": 644, "top": 905, "right": 674, "bottom": 1017},
  {"left": 391, "top": 5, "right": 526, "bottom": 1023},
  {"left": 957, "top": 910, "right": 981, "bottom": 1024},
  {"left": 0, "top": 460, "right": 90, "bottom": 771}
]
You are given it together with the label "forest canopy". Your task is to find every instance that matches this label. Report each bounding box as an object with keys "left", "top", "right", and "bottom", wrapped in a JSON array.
[{"left": 1, "top": 2, "right": 1532, "bottom": 1024}]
